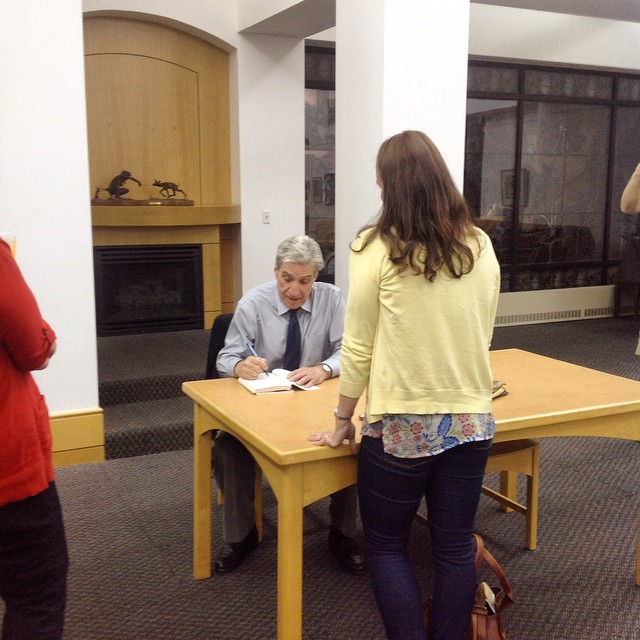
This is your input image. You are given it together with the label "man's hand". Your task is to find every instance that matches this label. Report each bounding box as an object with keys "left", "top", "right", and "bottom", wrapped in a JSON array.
[
  {"left": 286, "top": 365, "right": 330, "bottom": 388},
  {"left": 234, "top": 356, "right": 268, "bottom": 379}
]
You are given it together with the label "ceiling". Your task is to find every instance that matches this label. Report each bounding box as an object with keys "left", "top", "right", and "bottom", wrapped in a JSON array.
[
  {"left": 242, "top": 0, "right": 640, "bottom": 38},
  {"left": 475, "top": 0, "right": 640, "bottom": 24}
]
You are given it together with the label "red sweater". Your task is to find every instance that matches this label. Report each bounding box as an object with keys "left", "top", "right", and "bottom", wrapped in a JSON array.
[{"left": 0, "top": 239, "right": 57, "bottom": 507}]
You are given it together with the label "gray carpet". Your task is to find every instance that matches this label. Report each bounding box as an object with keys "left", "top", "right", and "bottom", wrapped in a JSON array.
[
  {"left": 55, "top": 437, "right": 639, "bottom": 639},
  {"left": 3, "top": 317, "right": 639, "bottom": 639}
]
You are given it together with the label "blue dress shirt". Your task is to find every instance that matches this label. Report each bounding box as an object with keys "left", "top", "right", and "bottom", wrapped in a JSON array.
[{"left": 216, "top": 280, "right": 345, "bottom": 378}]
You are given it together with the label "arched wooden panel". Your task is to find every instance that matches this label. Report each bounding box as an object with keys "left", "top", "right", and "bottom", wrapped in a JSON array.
[{"left": 84, "top": 16, "right": 231, "bottom": 205}]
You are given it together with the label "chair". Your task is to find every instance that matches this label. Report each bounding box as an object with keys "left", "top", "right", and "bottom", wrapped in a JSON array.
[
  {"left": 205, "top": 313, "right": 235, "bottom": 379},
  {"left": 206, "top": 313, "right": 263, "bottom": 541},
  {"left": 414, "top": 439, "right": 540, "bottom": 551},
  {"left": 482, "top": 439, "right": 540, "bottom": 550}
]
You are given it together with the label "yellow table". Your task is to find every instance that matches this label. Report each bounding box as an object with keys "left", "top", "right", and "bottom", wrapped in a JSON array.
[{"left": 182, "top": 348, "right": 640, "bottom": 640}]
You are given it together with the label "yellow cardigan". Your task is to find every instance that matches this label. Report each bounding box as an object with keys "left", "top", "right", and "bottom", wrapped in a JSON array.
[{"left": 339, "top": 229, "right": 500, "bottom": 423}]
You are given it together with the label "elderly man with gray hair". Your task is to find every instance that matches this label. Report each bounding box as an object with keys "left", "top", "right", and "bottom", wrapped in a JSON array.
[{"left": 213, "top": 235, "right": 364, "bottom": 575}]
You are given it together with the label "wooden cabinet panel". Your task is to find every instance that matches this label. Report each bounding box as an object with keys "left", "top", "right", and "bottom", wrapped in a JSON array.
[
  {"left": 84, "top": 16, "right": 231, "bottom": 205},
  {"left": 85, "top": 17, "right": 240, "bottom": 311}
]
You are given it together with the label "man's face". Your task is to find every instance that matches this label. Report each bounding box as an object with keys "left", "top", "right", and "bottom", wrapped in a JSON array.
[{"left": 274, "top": 261, "right": 317, "bottom": 309}]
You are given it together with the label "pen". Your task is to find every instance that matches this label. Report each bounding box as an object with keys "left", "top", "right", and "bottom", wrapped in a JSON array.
[{"left": 246, "top": 342, "right": 269, "bottom": 374}]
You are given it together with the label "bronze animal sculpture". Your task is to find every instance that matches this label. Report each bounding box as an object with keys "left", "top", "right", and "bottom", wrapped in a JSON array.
[{"left": 152, "top": 179, "right": 188, "bottom": 199}]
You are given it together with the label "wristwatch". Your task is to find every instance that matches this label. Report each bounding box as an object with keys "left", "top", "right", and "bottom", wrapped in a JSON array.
[{"left": 319, "top": 363, "right": 333, "bottom": 377}]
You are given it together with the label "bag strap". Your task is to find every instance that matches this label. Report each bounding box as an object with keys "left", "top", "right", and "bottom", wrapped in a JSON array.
[{"left": 472, "top": 533, "right": 514, "bottom": 608}]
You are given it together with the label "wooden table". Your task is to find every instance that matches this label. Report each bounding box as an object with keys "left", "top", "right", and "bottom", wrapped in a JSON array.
[{"left": 182, "top": 348, "right": 640, "bottom": 640}]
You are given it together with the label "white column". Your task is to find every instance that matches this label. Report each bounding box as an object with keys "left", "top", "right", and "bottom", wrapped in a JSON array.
[
  {"left": 334, "top": 0, "right": 470, "bottom": 294},
  {"left": 236, "top": 34, "right": 306, "bottom": 292}
]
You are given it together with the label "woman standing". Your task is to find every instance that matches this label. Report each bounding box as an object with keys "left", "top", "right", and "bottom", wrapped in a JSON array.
[
  {"left": 0, "top": 237, "right": 68, "bottom": 640},
  {"left": 310, "top": 131, "right": 500, "bottom": 639}
]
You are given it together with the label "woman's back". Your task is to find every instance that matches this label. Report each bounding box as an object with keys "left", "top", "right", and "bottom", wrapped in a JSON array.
[{"left": 341, "top": 228, "right": 500, "bottom": 418}]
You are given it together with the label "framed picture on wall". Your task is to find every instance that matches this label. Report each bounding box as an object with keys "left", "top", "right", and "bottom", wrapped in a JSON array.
[{"left": 501, "top": 168, "right": 529, "bottom": 208}]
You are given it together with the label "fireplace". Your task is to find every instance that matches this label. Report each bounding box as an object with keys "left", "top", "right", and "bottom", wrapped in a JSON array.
[{"left": 94, "top": 244, "right": 204, "bottom": 336}]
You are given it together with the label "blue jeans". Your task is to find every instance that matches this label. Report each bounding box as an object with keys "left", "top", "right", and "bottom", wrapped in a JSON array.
[{"left": 357, "top": 436, "right": 492, "bottom": 640}]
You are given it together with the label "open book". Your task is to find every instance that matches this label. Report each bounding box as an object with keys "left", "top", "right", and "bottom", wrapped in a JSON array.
[{"left": 238, "top": 368, "right": 320, "bottom": 395}]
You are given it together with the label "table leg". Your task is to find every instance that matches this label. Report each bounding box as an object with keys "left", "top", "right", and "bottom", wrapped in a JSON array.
[
  {"left": 636, "top": 513, "right": 640, "bottom": 586},
  {"left": 276, "top": 466, "right": 304, "bottom": 640},
  {"left": 193, "top": 406, "right": 213, "bottom": 579}
]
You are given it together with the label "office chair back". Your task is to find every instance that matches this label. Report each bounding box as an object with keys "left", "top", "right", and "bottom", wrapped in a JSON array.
[{"left": 205, "top": 313, "right": 234, "bottom": 379}]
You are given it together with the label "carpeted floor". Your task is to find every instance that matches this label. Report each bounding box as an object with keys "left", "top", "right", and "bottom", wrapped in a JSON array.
[
  {"left": 3, "top": 317, "right": 640, "bottom": 639},
  {"left": 56, "top": 436, "right": 639, "bottom": 640}
]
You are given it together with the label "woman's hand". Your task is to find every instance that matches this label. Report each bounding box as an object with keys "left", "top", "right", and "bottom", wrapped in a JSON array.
[{"left": 308, "top": 419, "right": 358, "bottom": 455}]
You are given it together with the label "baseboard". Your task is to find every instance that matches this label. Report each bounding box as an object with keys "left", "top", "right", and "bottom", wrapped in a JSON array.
[
  {"left": 50, "top": 408, "right": 105, "bottom": 468},
  {"left": 496, "top": 285, "right": 615, "bottom": 327}
]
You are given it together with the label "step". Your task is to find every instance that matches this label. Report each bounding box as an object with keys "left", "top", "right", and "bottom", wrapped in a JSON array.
[
  {"left": 99, "top": 371, "right": 204, "bottom": 406},
  {"left": 103, "top": 396, "right": 195, "bottom": 459},
  {"left": 98, "top": 329, "right": 210, "bottom": 383}
]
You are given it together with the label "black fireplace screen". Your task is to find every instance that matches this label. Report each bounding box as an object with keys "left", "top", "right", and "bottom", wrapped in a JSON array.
[{"left": 94, "top": 244, "right": 204, "bottom": 336}]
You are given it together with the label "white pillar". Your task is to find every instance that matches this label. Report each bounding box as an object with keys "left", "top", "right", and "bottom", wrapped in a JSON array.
[
  {"left": 334, "top": 0, "right": 470, "bottom": 294},
  {"left": 236, "top": 34, "right": 306, "bottom": 292}
]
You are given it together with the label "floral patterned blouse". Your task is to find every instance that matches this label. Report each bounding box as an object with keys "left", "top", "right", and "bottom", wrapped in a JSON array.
[{"left": 362, "top": 413, "right": 495, "bottom": 458}]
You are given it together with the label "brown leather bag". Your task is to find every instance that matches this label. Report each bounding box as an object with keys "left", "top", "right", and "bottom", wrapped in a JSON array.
[{"left": 424, "top": 533, "right": 514, "bottom": 640}]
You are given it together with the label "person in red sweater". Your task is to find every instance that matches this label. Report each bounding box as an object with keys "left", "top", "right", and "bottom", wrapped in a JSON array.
[{"left": 0, "top": 237, "right": 68, "bottom": 640}]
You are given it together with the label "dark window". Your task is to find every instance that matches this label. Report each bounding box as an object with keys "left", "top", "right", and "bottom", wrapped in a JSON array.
[
  {"left": 466, "top": 62, "right": 640, "bottom": 292},
  {"left": 305, "top": 45, "right": 335, "bottom": 284}
]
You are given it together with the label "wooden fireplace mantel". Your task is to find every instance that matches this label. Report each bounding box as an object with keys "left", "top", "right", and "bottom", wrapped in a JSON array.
[
  {"left": 91, "top": 204, "right": 240, "bottom": 227},
  {"left": 91, "top": 204, "right": 241, "bottom": 328}
]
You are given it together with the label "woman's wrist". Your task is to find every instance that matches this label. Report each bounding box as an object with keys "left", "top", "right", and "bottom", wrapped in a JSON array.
[{"left": 334, "top": 407, "right": 353, "bottom": 421}]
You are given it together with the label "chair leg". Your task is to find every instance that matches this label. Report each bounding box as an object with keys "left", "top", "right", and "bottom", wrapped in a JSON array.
[
  {"left": 483, "top": 440, "right": 540, "bottom": 550},
  {"left": 498, "top": 470, "right": 518, "bottom": 513}
]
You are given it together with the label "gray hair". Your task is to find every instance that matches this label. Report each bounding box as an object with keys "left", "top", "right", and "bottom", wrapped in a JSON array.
[{"left": 275, "top": 235, "right": 324, "bottom": 273}]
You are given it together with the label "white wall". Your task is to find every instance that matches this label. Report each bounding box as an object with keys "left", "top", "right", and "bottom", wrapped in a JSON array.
[
  {"left": 470, "top": 4, "right": 640, "bottom": 70},
  {"left": 0, "top": 1, "right": 98, "bottom": 413}
]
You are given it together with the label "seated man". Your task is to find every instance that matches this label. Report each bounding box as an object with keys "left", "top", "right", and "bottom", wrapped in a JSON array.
[{"left": 214, "top": 235, "right": 364, "bottom": 575}]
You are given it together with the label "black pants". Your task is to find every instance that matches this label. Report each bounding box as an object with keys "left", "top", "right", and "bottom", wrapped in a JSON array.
[{"left": 0, "top": 482, "right": 68, "bottom": 640}]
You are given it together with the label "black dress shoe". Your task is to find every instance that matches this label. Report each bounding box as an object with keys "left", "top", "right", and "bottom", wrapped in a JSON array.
[
  {"left": 214, "top": 526, "right": 259, "bottom": 573},
  {"left": 328, "top": 527, "right": 366, "bottom": 575}
]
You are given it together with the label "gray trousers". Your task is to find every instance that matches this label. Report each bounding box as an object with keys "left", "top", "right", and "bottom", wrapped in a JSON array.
[{"left": 213, "top": 431, "right": 359, "bottom": 543}]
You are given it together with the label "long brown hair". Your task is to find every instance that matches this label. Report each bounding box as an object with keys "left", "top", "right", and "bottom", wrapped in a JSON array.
[{"left": 356, "top": 130, "right": 477, "bottom": 281}]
